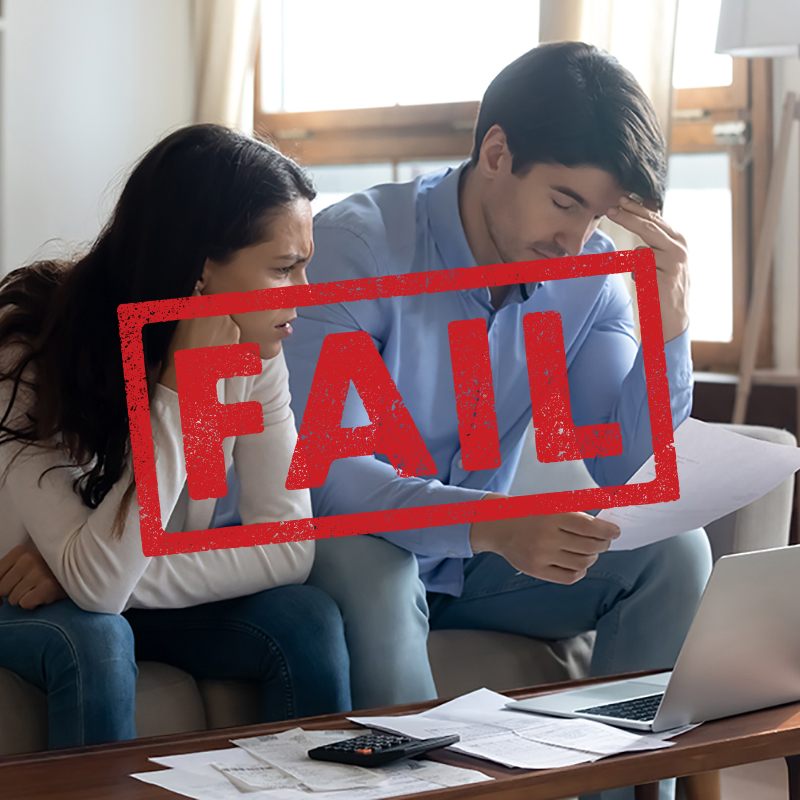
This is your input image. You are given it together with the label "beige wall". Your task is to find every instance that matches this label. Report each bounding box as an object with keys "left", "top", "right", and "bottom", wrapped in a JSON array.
[{"left": 0, "top": 0, "right": 194, "bottom": 275}]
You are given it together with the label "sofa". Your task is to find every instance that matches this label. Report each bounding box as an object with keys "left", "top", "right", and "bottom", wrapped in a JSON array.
[{"left": 0, "top": 422, "right": 795, "bottom": 755}]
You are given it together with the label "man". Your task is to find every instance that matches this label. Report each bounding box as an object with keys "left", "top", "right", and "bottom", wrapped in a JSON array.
[
  {"left": 202, "top": 41, "right": 696, "bottom": 755},
  {"left": 279, "top": 41, "right": 711, "bottom": 724}
]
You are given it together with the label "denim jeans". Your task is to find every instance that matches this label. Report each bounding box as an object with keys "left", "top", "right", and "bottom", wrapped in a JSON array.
[
  {"left": 306, "top": 528, "right": 712, "bottom": 800},
  {"left": 0, "top": 583, "right": 351, "bottom": 750}
]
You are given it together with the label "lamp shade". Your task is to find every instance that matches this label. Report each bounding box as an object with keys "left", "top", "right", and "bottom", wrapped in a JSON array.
[{"left": 716, "top": 0, "right": 800, "bottom": 57}]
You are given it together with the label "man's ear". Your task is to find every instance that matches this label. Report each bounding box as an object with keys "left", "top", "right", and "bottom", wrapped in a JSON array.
[{"left": 478, "top": 125, "right": 511, "bottom": 179}]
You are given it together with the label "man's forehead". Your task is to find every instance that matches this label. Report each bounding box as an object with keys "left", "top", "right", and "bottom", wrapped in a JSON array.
[{"left": 534, "top": 162, "right": 622, "bottom": 189}]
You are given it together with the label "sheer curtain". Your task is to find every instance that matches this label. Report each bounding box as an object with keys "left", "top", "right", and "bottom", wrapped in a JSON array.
[
  {"left": 192, "top": 0, "right": 260, "bottom": 133},
  {"left": 539, "top": 0, "right": 679, "bottom": 252}
]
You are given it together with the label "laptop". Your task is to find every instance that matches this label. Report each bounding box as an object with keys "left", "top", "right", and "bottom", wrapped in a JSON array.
[{"left": 506, "top": 544, "right": 800, "bottom": 732}]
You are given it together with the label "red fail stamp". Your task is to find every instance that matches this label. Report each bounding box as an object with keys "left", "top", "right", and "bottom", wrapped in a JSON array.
[{"left": 119, "top": 248, "right": 679, "bottom": 557}]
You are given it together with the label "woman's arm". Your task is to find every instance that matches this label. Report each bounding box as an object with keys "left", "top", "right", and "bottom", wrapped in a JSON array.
[
  {"left": 234, "top": 349, "right": 314, "bottom": 583},
  {"left": 127, "top": 351, "right": 314, "bottom": 609},
  {"left": 0, "top": 384, "right": 188, "bottom": 614},
  {"left": 0, "top": 542, "right": 67, "bottom": 609}
]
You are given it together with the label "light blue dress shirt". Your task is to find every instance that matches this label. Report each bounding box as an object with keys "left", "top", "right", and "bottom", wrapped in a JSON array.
[{"left": 281, "top": 163, "right": 694, "bottom": 597}]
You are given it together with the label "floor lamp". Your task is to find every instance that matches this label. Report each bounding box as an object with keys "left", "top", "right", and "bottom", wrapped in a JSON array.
[{"left": 714, "top": 0, "right": 800, "bottom": 425}]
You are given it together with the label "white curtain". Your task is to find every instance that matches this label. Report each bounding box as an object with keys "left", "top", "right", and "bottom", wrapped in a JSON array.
[
  {"left": 539, "top": 0, "right": 680, "bottom": 252},
  {"left": 192, "top": 0, "right": 261, "bottom": 133}
]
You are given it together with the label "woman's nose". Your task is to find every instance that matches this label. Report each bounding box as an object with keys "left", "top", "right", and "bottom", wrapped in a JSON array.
[{"left": 294, "top": 266, "right": 310, "bottom": 287}]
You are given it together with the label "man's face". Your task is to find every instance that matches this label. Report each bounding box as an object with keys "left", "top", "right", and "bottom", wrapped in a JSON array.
[{"left": 481, "top": 160, "right": 626, "bottom": 265}]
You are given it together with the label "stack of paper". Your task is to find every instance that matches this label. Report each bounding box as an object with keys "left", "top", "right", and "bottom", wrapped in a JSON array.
[
  {"left": 350, "top": 688, "right": 687, "bottom": 770},
  {"left": 131, "top": 727, "right": 492, "bottom": 800}
]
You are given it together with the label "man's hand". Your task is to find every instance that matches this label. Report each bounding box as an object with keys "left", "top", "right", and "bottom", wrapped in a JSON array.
[
  {"left": 469, "top": 494, "right": 621, "bottom": 584},
  {"left": 0, "top": 542, "right": 67, "bottom": 610},
  {"left": 607, "top": 195, "right": 689, "bottom": 343}
]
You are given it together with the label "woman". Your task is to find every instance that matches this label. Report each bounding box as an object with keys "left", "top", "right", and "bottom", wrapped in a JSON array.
[{"left": 0, "top": 124, "right": 350, "bottom": 750}]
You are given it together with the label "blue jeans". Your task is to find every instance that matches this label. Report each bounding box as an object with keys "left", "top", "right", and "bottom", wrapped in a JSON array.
[
  {"left": 307, "top": 528, "right": 712, "bottom": 800},
  {"left": 0, "top": 584, "right": 351, "bottom": 750}
]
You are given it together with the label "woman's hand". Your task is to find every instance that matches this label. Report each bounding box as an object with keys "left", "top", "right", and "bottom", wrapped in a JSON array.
[
  {"left": 158, "top": 289, "right": 242, "bottom": 392},
  {"left": 0, "top": 542, "right": 68, "bottom": 610}
]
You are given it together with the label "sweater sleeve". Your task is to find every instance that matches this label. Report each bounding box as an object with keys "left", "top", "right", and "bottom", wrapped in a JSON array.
[
  {"left": 126, "top": 350, "right": 314, "bottom": 610},
  {"left": 0, "top": 383, "right": 188, "bottom": 614},
  {"left": 231, "top": 349, "right": 314, "bottom": 583}
]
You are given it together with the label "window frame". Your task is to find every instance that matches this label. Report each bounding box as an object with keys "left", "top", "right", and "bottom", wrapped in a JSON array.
[
  {"left": 671, "top": 58, "right": 773, "bottom": 371},
  {"left": 254, "top": 50, "right": 773, "bottom": 372}
]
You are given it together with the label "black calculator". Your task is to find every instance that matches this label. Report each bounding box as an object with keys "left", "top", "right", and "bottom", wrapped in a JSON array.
[{"left": 307, "top": 732, "right": 461, "bottom": 767}]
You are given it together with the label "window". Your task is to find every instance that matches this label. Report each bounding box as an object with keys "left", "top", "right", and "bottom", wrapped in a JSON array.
[
  {"left": 670, "top": 0, "right": 772, "bottom": 369},
  {"left": 308, "top": 161, "right": 463, "bottom": 215},
  {"left": 664, "top": 153, "right": 734, "bottom": 343},
  {"left": 255, "top": 0, "right": 537, "bottom": 168},
  {"left": 255, "top": 0, "right": 771, "bottom": 370}
]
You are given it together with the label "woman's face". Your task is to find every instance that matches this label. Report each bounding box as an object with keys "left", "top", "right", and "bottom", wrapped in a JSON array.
[{"left": 200, "top": 198, "right": 314, "bottom": 359}]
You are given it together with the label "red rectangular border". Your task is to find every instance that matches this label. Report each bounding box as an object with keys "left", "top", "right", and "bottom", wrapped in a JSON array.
[{"left": 119, "top": 248, "right": 678, "bottom": 557}]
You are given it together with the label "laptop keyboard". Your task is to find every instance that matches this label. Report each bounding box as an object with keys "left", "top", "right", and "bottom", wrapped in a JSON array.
[{"left": 575, "top": 692, "right": 664, "bottom": 722}]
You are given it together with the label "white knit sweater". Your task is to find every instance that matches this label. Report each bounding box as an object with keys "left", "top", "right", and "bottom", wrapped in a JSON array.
[{"left": 0, "top": 349, "right": 314, "bottom": 614}]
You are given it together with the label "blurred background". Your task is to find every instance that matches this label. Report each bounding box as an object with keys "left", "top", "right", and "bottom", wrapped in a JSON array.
[{"left": 0, "top": 0, "right": 798, "bottom": 424}]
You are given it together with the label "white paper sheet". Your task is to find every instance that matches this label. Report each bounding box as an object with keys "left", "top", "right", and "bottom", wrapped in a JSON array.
[
  {"left": 513, "top": 717, "right": 673, "bottom": 755},
  {"left": 233, "top": 728, "right": 386, "bottom": 791},
  {"left": 150, "top": 746, "right": 263, "bottom": 778},
  {"left": 209, "top": 732, "right": 366, "bottom": 792},
  {"left": 455, "top": 730, "right": 604, "bottom": 769},
  {"left": 134, "top": 747, "right": 491, "bottom": 800},
  {"left": 350, "top": 688, "right": 675, "bottom": 770},
  {"left": 131, "top": 767, "right": 275, "bottom": 800},
  {"left": 262, "top": 759, "right": 492, "bottom": 800},
  {"left": 211, "top": 762, "right": 301, "bottom": 793},
  {"left": 600, "top": 417, "right": 800, "bottom": 550}
]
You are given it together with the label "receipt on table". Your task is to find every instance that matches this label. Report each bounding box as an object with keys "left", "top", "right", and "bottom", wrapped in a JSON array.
[
  {"left": 135, "top": 731, "right": 492, "bottom": 799},
  {"left": 211, "top": 761, "right": 300, "bottom": 792},
  {"left": 232, "top": 728, "right": 384, "bottom": 791},
  {"left": 263, "top": 760, "right": 492, "bottom": 800}
]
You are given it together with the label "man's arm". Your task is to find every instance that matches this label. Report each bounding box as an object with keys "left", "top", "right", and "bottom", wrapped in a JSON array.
[
  {"left": 568, "top": 274, "right": 693, "bottom": 487},
  {"left": 571, "top": 195, "right": 693, "bottom": 486}
]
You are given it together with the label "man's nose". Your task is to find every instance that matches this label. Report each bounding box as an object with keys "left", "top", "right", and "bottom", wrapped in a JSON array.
[{"left": 556, "top": 221, "right": 596, "bottom": 258}]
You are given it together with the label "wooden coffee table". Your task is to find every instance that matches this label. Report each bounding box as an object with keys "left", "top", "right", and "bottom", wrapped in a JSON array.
[{"left": 3, "top": 673, "right": 800, "bottom": 800}]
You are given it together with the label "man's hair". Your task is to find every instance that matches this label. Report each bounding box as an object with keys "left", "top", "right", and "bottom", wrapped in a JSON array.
[{"left": 471, "top": 41, "right": 667, "bottom": 208}]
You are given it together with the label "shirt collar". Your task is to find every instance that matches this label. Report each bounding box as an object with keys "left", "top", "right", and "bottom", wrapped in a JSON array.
[
  {"left": 426, "top": 160, "right": 478, "bottom": 274},
  {"left": 425, "top": 160, "right": 544, "bottom": 306}
]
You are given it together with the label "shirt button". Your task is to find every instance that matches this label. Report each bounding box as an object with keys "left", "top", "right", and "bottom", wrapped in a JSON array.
[{"left": 458, "top": 459, "right": 463, "bottom": 469}]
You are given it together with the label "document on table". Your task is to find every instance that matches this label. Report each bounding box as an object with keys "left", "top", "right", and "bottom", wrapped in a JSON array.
[
  {"left": 599, "top": 417, "right": 800, "bottom": 550},
  {"left": 233, "top": 728, "right": 384, "bottom": 791},
  {"left": 132, "top": 727, "right": 492, "bottom": 799},
  {"left": 350, "top": 688, "right": 681, "bottom": 770}
]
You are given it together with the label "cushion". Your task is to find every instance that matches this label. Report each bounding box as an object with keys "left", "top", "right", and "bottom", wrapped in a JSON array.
[
  {"left": 428, "top": 629, "right": 594, "bottom": 697},
  {"left": 0, "top": 661, "right": 206, "bottom": 755},
  {"left": 134, "top": 662, "right": 207, "bottom": 738}
]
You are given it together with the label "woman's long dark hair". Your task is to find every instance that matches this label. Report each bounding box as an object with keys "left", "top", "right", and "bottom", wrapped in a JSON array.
[{"left": 0, "top": 124, "right": 315, "bottom": 532}]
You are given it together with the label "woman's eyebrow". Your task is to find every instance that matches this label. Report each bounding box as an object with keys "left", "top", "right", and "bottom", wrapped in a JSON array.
[{"left": 550, "top": 185, "right": 589, "bottom": 208}]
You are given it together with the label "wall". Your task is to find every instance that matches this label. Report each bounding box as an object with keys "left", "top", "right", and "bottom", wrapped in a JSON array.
[
  {"left": 1, "top": 0, "right": 194, "bottom": 274},
  {"left": 773, "top": 56, "right": 800, "bottom": 372}
]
